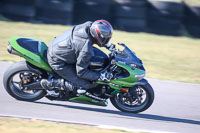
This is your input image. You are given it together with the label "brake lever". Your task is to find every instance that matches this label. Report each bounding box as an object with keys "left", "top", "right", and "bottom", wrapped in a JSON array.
[{"left": 117, "top": 43, "right": 126, "bottom": 47}]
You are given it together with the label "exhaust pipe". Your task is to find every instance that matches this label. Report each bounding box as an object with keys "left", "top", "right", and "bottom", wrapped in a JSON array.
[
  {"left": 23, "top": 81, "right": 44, "bottom": 90},
  {"left": 7, "top": 43, "right": 19, "bottom": 56}
]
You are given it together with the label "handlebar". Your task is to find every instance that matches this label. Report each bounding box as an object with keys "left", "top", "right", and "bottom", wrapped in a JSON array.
[
  {"left": 102, "top": 43, "right": 126, "bottom": 73},
  {"left": 105, "top": 43, "right": 116, "bottom": 52},
  {"left": 105, "top": 43, "right": 126, "bottom": 54}
]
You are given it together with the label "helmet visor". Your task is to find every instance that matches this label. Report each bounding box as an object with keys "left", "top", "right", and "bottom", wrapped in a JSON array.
[{"left": 101, "top": 36, "right": 111, "bottom": 45}]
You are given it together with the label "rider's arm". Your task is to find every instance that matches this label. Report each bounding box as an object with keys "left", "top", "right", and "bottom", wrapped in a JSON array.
[{"left": 76, "top": 41, "right": 100, "bottom": 81}]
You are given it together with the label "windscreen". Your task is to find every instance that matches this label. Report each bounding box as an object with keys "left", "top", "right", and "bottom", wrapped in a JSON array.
[{"left": 115, "top": 44, "right": 143, "bottom": 67}]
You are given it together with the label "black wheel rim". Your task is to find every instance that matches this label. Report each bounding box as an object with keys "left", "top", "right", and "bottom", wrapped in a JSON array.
[
  {"left": 9, "top": 71, "right": 43, "bottom": 99},
  {"left": 114, "top": 86, "right": 149, "bottom": 112}
]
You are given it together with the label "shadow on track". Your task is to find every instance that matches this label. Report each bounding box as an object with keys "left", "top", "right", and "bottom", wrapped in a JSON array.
[{"left": 34, "top": 101, "right": 200, "bottom": 125}]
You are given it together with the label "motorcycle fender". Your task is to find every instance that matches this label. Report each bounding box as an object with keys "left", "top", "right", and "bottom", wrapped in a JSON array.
[
  {"left": 26, "top": 61, "right": 43, "bottom": 75},
  {"left": 133, "top": 79, "right": 149, "bottom": 86}
]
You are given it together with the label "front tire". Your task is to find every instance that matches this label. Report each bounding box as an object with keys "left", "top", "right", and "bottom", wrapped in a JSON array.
[
  {"left": 3, "top": 61, "right": 46, "bottom": 102},
  {"left": 110, "top": 83, "right": 154, "bottom": 113}
]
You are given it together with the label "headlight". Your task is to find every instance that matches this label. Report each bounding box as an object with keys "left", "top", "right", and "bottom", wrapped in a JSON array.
[
  {"left": 130, "top": 63, "right": 137, "bottom": 67},
  {"left": 130, "top": 63, "right": 140, "bottom": 69},
  {"left": 130, "top": 64, "right": 137, "bottom": 69},
  {"left": 135, "top": 74, "right": 145, "bottom": 80}
]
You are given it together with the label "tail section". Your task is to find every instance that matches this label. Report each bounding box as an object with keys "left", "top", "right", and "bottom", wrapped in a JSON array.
[{"left": 8, "top": 37, "right": 52, "bottom": 71}]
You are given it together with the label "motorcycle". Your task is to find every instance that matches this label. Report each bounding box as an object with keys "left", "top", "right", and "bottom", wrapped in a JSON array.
[{"left": 3, "top": 37, "right": 154, "bottom": 113}]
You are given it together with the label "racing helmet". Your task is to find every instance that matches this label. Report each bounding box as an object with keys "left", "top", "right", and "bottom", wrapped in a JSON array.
[{"left": 90, "top": 20, "right": 113, "bottom": 47}]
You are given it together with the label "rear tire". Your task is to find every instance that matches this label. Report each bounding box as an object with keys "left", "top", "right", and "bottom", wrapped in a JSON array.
[
  {"left": 3, "top": 61, "right": 46, "bottom": 102},
  {"left": 110, "top": 83, "right": 154, "bottom": 113}
]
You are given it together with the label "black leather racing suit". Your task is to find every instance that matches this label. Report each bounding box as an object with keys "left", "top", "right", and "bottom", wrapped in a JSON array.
[{"left": 47, "top": 21, "right": 100, "bottom": 89}]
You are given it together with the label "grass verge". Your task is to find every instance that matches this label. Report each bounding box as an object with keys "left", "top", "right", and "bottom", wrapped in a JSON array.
[
  {"left": 0, "top": 118, "right": 145, "bottom": 133},
  {"left": 0, "top": 20, "right": 200, "bottom": 83}
]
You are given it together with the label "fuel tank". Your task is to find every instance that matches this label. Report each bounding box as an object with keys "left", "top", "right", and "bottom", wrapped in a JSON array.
[{"left": 89, "top": 47, "right": 109, "bottom": 71}]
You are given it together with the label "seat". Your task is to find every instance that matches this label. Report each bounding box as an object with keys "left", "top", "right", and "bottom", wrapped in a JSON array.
[{"left": 16, "top": 38, "right": 48, "bottom": 63}]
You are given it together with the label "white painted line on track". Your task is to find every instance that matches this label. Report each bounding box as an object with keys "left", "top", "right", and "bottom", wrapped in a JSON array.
[
  {"left": 98, "top": 125, "right": 175, "bottom": 133},
  {"left": 0, "top": 114, "right": 174, "bottom": 133}
]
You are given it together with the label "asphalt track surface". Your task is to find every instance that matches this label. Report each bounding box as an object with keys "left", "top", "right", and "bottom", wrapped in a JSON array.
[{"left": 0, "top": 62, "right": 200, "bottom": 133}]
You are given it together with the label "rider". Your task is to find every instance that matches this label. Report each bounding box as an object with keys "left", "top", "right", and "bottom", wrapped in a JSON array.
[{"left": 41, "top": 20, "right": 113, "bottom": 94}]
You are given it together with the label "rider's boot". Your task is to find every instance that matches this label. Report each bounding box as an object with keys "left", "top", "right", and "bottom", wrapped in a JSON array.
[
  {"left": 76, "top": 82, "right": 99, "bottom": 94},
  {"left": 40, "top": 79, "right": 87, "bottom": 94},
  {"left": 40, "top": 79, "right": 74, "bottom": 91}
]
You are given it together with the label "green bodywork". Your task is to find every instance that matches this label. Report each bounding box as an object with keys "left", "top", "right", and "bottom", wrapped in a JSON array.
[
  {"left": 8, "top": 37, "right": 52, "bottom": 71},
  {"left": 97, "top": 62, "right": 146, "bottom": 89},
  {"left": 69, "top": 96, "right": 107, "bottom": 106},
  {"left": 111, "top": 63, "right": 145, "bottom": 87},
  {"left": 69, "top": 62, "right": 146, "bottom": 107}
]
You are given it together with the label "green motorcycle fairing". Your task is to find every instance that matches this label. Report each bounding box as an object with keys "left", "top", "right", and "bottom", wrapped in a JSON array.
[
  {"left": 69, "top": 62, "right": 146, "bottom": 107},
  {"left": 8, "top": 37, "right": 52, "bottom": 71},
  {"left": 111, "top": 62, "right": 146, "bottom": 87},
  {"left": 97, "top": 43, "right": 146, "bottom": 91},
  {"left": 97, "top": 62, "right": 146, "bottom": 90},
  {"left": 69, "top": 95, "right": 107, "bottom": 107}
]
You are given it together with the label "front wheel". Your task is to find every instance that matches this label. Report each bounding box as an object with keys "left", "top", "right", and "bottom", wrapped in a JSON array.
[
  {"left": 110, "top": 83, "right": 154, "bottom": 113},
  {"left": 3, "top": 61, "right": 46, "bottom": 102}
]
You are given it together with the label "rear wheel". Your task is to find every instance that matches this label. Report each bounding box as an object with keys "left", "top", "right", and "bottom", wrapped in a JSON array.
[
  {"left": 110, "top": 83, "right": 154, "bottom": 113},
  {"left": 3, "top": 61, "right": 46, "bottom": 101}
]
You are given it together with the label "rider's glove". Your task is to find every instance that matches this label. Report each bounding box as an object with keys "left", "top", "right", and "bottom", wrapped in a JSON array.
[
  {"left": 98, "top": 71, "right": 113, "bottom": 82},
  {"left": 105, "top": 43, "right": 116, "bottom": 51}
]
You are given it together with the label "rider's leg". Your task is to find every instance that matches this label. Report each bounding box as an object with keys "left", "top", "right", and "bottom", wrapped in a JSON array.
[
  {"left": 41, "top": 60, "right": 91, "bottom": 93},
  {"left": 54, "top": 64, "right": 91, "bottom": 88}
]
